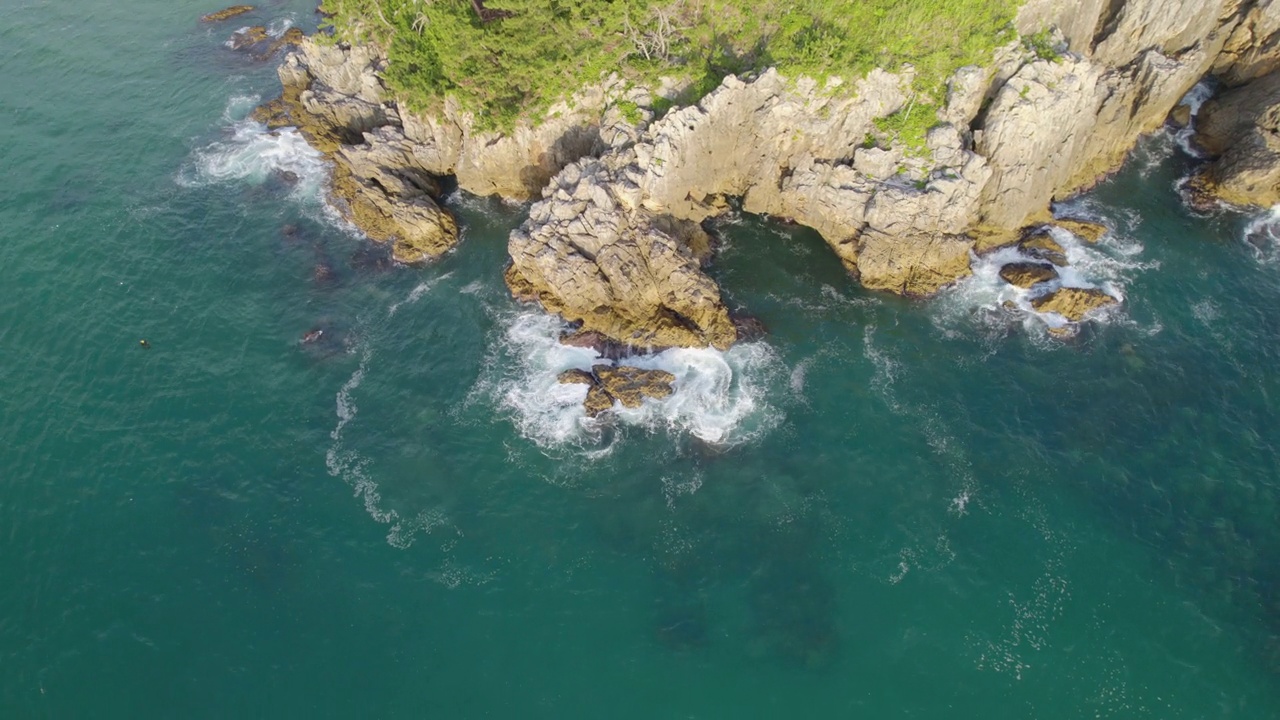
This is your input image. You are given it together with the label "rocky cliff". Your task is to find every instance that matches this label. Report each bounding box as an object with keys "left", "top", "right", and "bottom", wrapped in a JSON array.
[{"left": 263, "top": 0, "right": 1280, "bottom": 348}]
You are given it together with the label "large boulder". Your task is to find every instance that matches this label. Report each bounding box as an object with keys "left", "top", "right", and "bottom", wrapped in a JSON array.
[
  {"left": 557, "top": 365, "right": 677, "bottom": 417},
  {"left": 1031, "top": 287, "right": 1118, "bottom": 322},
  {"left": 999, "top": 262, "right": 1058, "bottom": 288}
]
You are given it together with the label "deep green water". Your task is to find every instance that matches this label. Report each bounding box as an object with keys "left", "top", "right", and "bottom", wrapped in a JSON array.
[{"left": 4, "top": 2, "right": 1280, "bottom": 717}]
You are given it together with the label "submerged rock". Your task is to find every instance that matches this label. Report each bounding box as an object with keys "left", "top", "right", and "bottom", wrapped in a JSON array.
[
  {"left": 557, "top": 365, "right": 677, "bottom": 417},
  {"left": 999, "top": 261, "right": 1058, "bottom": 288},
  {"left": 1031, "top": 287, "right": 1118, "bottom": 322},
  {"left": 228, "top": 25, "right": 270, "bottom": 50},
  {"left": 201, "top": 5, "right": 254, "bottom": 22}
]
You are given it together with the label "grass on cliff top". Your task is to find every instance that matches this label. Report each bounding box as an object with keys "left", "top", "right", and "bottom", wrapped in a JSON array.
[{"left": 318, "top": 0, "right": 1020, "bottom": 137}]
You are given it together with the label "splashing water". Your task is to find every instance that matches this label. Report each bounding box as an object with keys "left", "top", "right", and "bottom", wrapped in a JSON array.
[{"left": 475, "top": 312, "right": 786, "bottom": 451}]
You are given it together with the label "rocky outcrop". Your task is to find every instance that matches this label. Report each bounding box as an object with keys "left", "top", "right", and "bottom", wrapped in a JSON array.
[
  {"left": 255, "top": 40, "right": 458, "bottom": 261},
  {"left": 201, "top": 5, "right": 253, "bottom": 22},
  {"left": 263, "top": 0, "right": 1280, "bottom": 349},
  {"left": 1191, "top": 70, "right": 1280, "bottom": 207},
  {"left": 227, "top": 25, "right": 304, "bottom": 60},
  {"left": 1031, "top": 287, "right": 1118, "bottom": 321},
  {"left": 557, "top": 365, "right": 676, "bottom": 417},
  {"left": 508, "top": 154, "right": 737, "bottom": 349},
  {"left": 1000, "top": 262, "right": 1059, "bottom": 288}
]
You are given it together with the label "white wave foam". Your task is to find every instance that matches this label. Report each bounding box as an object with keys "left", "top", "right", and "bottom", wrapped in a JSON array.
[
  {"left": 1243, "top": 205, "right": 1280, "bottom": 261},
  {"left": 181, "top": 118, "right": 327, "bottom": 200},
  {"left": 223, "top": 17, "right": 295, "bottom": 48},
  {"left": 933, "top": 221, "right": 1154, "bottom": 339},
  {"left": 479, "top": 312, "right": 785, "bottom": 451},
  {"left": 1173, "top": 80, "right": 1214, "bottom": 158}
]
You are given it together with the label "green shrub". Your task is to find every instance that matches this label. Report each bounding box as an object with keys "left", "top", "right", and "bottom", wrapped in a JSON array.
[{"left": 319, "top": 0, "right": 1020, "bottom": 133}]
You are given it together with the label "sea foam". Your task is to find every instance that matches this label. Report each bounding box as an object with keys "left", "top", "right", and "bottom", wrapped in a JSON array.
[
  {"left": 477, "top": 312, "right": 785, "bottom": 451},
  {"left": 933, "top": 214, "right": 1152, "bottom": 341}
]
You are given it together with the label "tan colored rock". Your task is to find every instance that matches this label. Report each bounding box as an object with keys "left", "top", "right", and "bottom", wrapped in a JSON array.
[
  {"left": 330, "top": 160, "right": 457, "bottom": 263},
  {"left": 855, "top": 232, "right": 974, "bottom": 296},
  {"left": 229, "top": 26, "right": 270, "bottom": 50},
  {"left": 583, "top": 384, "right": 616, "bottom": 417},
  {"left": 557, "top": 369, "right": 595, "bottom": 385},
  {"left": 202, "top": 5, "right": 254, "bottom": 22},
  {"left": 1194, "top": 71, "right": 1280, "bottom": 207},
  {"left": 1211, "top": 0, "right": 1280, "bottom": 86},
  {"left": 557, "top": 365, "right": 676, "bottom": 417},
  {"left": 593, "top": 365, "right": 676, "bottom": 408},
  {"left": 1000, "top": 262, "right": 1058, "bottom": 288},
  {"left": 1019, "top": 230, "right": 1068, "bottom": 266},
  {"left": 1054, "top": 218, "right": 1107, "bottom": 243},
  {"left": 1031, "top": 287, "right": 1118, "bottom": 321},
  {"left": 507, "top": 156, "right": 737, "bottom": 350}
]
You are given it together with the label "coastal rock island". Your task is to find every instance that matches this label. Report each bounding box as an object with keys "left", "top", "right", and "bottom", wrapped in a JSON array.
[{"left": 254, "top": 0, "right": 1280, "bottom": 356}]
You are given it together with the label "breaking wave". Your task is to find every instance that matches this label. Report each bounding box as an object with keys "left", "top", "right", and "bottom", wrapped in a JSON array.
[
  {"left": 474, "top": 312, "right": 786, "bottom": 452},
  {"left": 933, "top": 215, "right": 1156, "bottom": 342}
]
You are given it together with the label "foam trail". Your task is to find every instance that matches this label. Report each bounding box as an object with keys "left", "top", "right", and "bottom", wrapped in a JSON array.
[
  {"left": 325, "top": 275, "right": 462, "bottom": 550},
  {"left": 388, "top": 272, "right": 454, "bottom": 316},
  {"left": 479, "top": 312, "right": 785, "bottom": 451}
]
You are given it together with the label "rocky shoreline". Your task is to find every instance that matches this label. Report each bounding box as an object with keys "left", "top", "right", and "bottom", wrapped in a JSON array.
[{"left": 211, "top": 1, "right": 1280, "bottom": 413}]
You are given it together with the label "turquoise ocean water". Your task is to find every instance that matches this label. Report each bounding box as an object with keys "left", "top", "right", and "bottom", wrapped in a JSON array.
[{"left": 4, "top": 2, "right": 1280, "bottom": 716}]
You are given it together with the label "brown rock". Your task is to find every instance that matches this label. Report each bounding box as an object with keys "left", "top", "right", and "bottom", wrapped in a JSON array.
[
  {"left": 330, "top": 161, "right": 458, "bottom": 263},
  {"left": 557, "top": 369, "right": 596, "bottom": 385},
  {"left": 999, "top": 262, "right": 1058, "bottom": 288},
  {"left": 854, "top": 231, "right": 974, "bottom": 296},
  {"left": 559, "top": 329, "right": 640, "bottom": 360},
  {"left": 202, "top": 5, "right": 254, "bottom": 22},
  {"left": 507, "top": 160, "right": 737, "bottom": 350},
  {"left": 1031, "top": 287, "right": 1117, "bottom": 322},
  {"left": 1193, "top": 72, "right": 1280, "bottom": 208},
  {"left": 1168, "top": 103, "right": 1192, "bottom": 129},
  {"left": 1053, "top": 218, "right": 1107, "bottom": 243},
  {"left": 1018, "top": 230, "right": 1069, "bottom": 266},
  {"left": 583, "top": 385, "right": 616, "bottom": 418},
  {"left": 228, "top": 26, "right": 270, "bottom": 50},
  {"left": 592, "top": 365, "right": 676, "bottom": 408}
]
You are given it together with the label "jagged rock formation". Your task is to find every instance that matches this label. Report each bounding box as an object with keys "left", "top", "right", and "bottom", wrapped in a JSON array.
[
  {"left": 1000, "top": 262, "right": 1059, "bottom": 288},
  {"left": 557, "top": 365, "right": 676, "bottom": 417},
  {"left": 254, "top": 41, "right": 458, "bottom": 262},
  {"left": 263, "top": 0, "right": 1280, "bottom": 348},
  {"left": 1192, "top": 67, "right": 1280, "bottom": 207},
  {"left": 1031, "top": 287, "right": 1119, "bottom": 322},
  {"left": 201, "top": 5, "right": 254, "bottom": 23}
]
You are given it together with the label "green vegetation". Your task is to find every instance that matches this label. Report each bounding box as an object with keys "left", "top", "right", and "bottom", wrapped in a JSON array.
[
  {"left": 1022, "top": 28, "right": 1061, "bottom": 62},
  {"left": 614, "top": 99, "right": 644, "bottom": 125},
  {"left": 318, "top": 0, "right": 1021, "bottom": 135}
]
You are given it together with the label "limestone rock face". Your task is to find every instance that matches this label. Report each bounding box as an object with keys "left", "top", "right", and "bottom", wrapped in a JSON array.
[
  {"left": 1212, "top": 0, "right": 1280, "bottom": 85},
  {"left": 1000, "top": 262, "right": 1059, "bottom": 288},
  {"left": 855, "top": 232, "right": 975, "bottom": 296},
  {"left": 1193, "top": 71, "right": 1280, "bottom": 207},
  {"left": 508, "top": 155, "right": 737, "bottom": 350},
  {"left": 265, "top": 0, "right": 1280, "bottom": 349},
  {"left": 261, "top": 40, "right": 459, "bottom": 261},
  {"left": 1031, "top": 287, "right": 1118, "bottom": 321}
]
